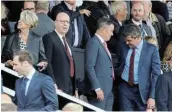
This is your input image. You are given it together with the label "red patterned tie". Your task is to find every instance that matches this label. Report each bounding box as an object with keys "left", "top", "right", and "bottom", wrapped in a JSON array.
[
  {"left": 62, "top": 37, "right": 74, "bottom": 77},
  {"left": 128, "top": 48, "right": 135, "bottom": 86},
  {"left": 103, "top": 42, "right": 115, "bottom": 79}
]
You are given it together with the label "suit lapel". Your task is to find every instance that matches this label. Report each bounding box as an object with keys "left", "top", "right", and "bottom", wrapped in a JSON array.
[
  {"left": 95, "top": 36, "right": 112, "bottom": 61},
  {"left": 17, "top": 79, "right": 26, "bottom": 107},
  {"left": 24, "top": 72, "right": 39, "bottom": 104},
  {"left": 138, "top": 41, "right": 147, "bottom": 74},
  {"left": 53, "top": 31, "right": 70, "bottom": 61}
]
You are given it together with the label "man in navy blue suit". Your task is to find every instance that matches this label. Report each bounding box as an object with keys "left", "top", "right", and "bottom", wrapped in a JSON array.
[
  {"left": 13, "top": 51, "right": 58, "bottom": 111},
  {"left": 118, "top": 24, "right": 161, "bottom": 111}
]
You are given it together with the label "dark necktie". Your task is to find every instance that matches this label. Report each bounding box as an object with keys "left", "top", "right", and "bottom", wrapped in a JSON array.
[
  {"left": 62, "top": 37, "right": 74, "bottom": 77},
  {"left": 128, "top": 48, "right": 135, "bottom": 86},
  {"left": 139, "top": 25, "right": 146, "bottom": 38},
  {"left": 103, "top": 42, "right": 115, "bottom": 79},
  {"left": 21, "top": 77, "right": 28, "bottom": 101}
]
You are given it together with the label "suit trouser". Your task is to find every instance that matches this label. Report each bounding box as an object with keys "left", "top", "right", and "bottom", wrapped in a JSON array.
[
  {"left": 119, "top": 82, "right": 146, "bottom": 111},
  {"left": 87, "top": 91, "right": 114, "bottom": 111}
]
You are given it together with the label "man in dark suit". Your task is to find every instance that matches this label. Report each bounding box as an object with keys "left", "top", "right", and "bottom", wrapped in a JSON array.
[
  {"left": 32, "top": 1, "right": 55, "bottom": 37},
  {"left": 118, "top": 24, "right": 161, "bottom": 111},
  {"left": 51, "top": 0, "right": 91, "bottom": 48},
  {"left": 42, "top": 12, "right": 76, "bottom": 96},
  {"left": 13, "top": 51, "right": 58, "bottom": 111},
  {"left": 155, "top": 71, "right": 172, "bottom": 111},
  {"left": 108, "top": 1, "right": 128, "bottom": 55},
  {"left": 85, "top": 17, "right": 115, "bottom": 111}
]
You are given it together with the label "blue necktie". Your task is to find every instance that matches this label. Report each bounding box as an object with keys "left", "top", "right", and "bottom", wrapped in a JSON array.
[
  {"left": 139, "top": 25, "right": 146, "bottom": 38},
  {"left": 21, "top": 77, "right": 28, "bottom": 101}
]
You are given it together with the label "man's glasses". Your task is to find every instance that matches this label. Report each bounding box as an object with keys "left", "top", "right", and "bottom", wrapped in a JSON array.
[
  {"left": 56, "top": 20, "right": 70, "bottom": 24},
  {"left": 23, "top": 8, "right": 35, "bottom": 11}
]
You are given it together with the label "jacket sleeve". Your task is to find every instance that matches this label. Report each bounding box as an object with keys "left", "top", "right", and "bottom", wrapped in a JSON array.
[
  {"left": 1, "top": 34, "right": 14, "bottom": 63},
  {"left": 149, "top": 46, "right": 161, "bottom": 99},
  {"left": 38, "top": 38, "right": 47, "bottom": 62},
  {"left": 42, "top": 34, "right": 56, "bottom": 84},
  {"left": 85, "top": 39, "right": 101, "bottom": 90},
  {"left": 40, "top": 76, "right": 58, "bottom": 111}
]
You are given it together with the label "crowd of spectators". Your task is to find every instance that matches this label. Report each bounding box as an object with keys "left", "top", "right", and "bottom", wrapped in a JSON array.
[{"left": 1, "top": 0, "right": 172, "bottom": 111}]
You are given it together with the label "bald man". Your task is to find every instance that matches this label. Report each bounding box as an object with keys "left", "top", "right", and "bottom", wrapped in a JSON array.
[{"left": 43, "top": 12, "right": 76, "bottom": 96}]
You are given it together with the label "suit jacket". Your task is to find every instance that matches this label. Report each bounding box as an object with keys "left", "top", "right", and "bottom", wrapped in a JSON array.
[
  {"left": 42, "top": 31, "right": 75, "bottom": 95},
  {"left": 119, "top": 41, "right": 161, "bottom": 104},
  {"left": 51, "top": 1, "right": 90, "bottom": 48},
  {"left": 85, "top": 35, "right": 114, "bottom": 97},
  {"left": 1, "top": 31, "right": 47, "bottom": 65},
  {"left": 32, "top": 13, "right": 55, "bottom": 37},
  {"left": 155, "top": 72, "right": 172, "bottom": 111},
  {"left": 14, "top": 71, "right": 58, "bottom": 111}
]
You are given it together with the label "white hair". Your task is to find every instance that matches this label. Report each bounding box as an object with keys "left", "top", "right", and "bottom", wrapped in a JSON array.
[{"left": 111, "top": 1, "right": 127, "bottom": 15}]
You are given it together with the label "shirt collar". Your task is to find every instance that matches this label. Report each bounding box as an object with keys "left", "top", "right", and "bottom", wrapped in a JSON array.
[
  {"left": 55, "top": 29, "right": 64, "bottom": 38},
  {"left": 95, "top": 33, "right": 105, "bottom": 43},
  {"left": 132, "top": 18, "right": 142, "bottom": 26},
  {"left": 135, "top": 39, "right": 143, "bottom": 49},
  {"left": 26, "top": 68, "right": 35, "bottom": 80},
  {"left": 64, "top": 2, "right": 76, "bottom": 11}
]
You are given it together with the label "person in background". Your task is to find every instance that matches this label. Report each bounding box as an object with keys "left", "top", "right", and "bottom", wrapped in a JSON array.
[
  {"left": 31, "top": 1, "right": 55, "bottom": 37},
  {"left": 155, "top": 41, "right": 172, "bottom": 111},
  {"left": 1, "top": 10, "right": 47, "bottom": 71},
  {"left": 13, "top": 51, "right": 58, "bottom": 111}
]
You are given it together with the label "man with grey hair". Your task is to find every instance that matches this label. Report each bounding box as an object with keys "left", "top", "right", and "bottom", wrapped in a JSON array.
[
  {"left": 118, "top": 24, "right": 161, "bottom": 111},
  {"left": 31, "top": 1, "right": 55, "bottom": 37},
  {"left": 108, "top": 1, "right": 128, "bottom": 55},
  {"left": 85, "top": 17, "right": 115, "bottom": 110}
]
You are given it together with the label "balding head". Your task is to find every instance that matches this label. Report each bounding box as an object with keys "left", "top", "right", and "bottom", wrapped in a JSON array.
[
  {"left": 55, "top": 12, "right": 70, "bottom": 36},
  {"left": 131, "top": 2, "right": 144, "bottom": 22}
]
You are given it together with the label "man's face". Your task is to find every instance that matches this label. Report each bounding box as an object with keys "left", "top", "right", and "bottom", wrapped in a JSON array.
[
  {"left": 13, "top": 56, "right": 26, "bottom": 76},
  {"left": 55, "top": 13, "right": 70, "bottom": 35},
  {"left": 65, "top": 0, "right": 76, "bottom": 6},
  {"left": 23, "top": 2, "right": 35, "bottom": 11},
  {"left": 125, "top": 36, "right": 140, "bottom": 48},
  {"left": 103, "top": 24, "right": 114, "bottom": 41},
  {"left": 142, "top": 1, "right": 151, "bottom": 20},
  {"left": 131, "top": 3, "right": 144, "bottom": 21},
  {"left": 119, "top": 3, "right": 128, "bottom": 21}
]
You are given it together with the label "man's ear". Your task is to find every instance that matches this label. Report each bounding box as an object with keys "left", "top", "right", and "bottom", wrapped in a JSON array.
[{"left": 22, "top": 61, "right": 29, "bottom": 67}]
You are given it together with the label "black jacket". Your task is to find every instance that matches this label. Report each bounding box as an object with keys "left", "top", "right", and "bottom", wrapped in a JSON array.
[
  {"left": 155, "top": 72, "right": 172, "bottom": 111},
  {"left": 1, "top": 31, "right": 47, "bottom": 65}
]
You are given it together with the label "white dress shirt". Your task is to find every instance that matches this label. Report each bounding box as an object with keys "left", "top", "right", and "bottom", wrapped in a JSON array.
[
  {"left": 25, "top": 68, "right": 35, "bottom": 95},
  {"left": 55, "top": 30, "right": 72, "bottom": 56}
]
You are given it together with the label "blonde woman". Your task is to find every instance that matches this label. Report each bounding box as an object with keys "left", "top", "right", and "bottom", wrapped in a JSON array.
[
  {"left": 155, "top": 41, "right": 172, "bottom": 111},
  {"left": 2, "top": 10, "right": 47, "bottom": 71}
]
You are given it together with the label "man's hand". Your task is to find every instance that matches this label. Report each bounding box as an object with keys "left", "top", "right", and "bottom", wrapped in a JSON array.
[
  {"left": 147, "top": 98, "right": 155, "bottom": 109},
  {"left": 37, "top": 61, "right": 48, "bottom": 71},
  {"left": 79, "top": 9, "right": 91, "bottom": 17},
  {"left": 5, "top": 60, "right": 13, "bottom": 67},
  {"left": 95, "top": 89, "right": 104, "bottom": 101}
]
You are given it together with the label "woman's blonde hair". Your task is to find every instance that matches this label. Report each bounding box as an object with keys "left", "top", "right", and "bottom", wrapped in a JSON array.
[
  {"left": 144, "top": 36, "right": 158, "bottom": 47},
  {"left": 1, "top": 2, "right": 8, "bottom": 20},
  {"left": 19, "top": 10, "right": 38, "bottom": 29},
  {"left": 163, "top": 41, "right": 172, "bottom": 61}
]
